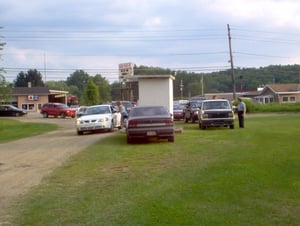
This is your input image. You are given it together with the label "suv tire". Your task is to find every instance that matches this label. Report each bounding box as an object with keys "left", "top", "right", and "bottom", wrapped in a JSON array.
[{"left": 42, "top": 112, "right": 48, "bottom": 118}]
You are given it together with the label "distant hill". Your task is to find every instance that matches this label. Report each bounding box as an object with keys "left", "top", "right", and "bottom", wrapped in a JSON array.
[{"left": 171, "top": 64, "right": 300, "bottom": 98}]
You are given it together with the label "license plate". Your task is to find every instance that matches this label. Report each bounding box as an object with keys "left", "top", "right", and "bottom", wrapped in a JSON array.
[{"left": 147, "top": 131, "right": 156, "bottom": 136}]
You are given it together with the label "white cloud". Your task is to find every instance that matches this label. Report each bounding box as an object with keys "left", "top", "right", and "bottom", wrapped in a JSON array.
[
  {"left": 144, "top": 17, "right": 163, "bottom": 27},
  {"left": 203, "top": 0, "right": 300, "bottom": 29},
  {"left": 2, "top": 0, "right": 300, "bottom": 82}
]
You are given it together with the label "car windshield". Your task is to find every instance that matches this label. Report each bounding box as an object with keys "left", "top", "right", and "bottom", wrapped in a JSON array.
[
  {"left": 57, "top": 104, "right": 69, "bottom": 109},
  {"left": 202, "top": 101, "right": 230, "bottom": 110},
  {"left": 190, "top": 102, "right": 202, "bottom": 108},
  {"left": 130, "top": 106, "right": 169, "bottom": 117},
  {"left": 173, "top": 105, "right": 184, "bottom": 110},
  {"left": 78, "top": 107, "right": 87, "bottom": 112},
  {"left": 9, "top": 106, "right": 18, "bottom": 110},
  {"left": 85, "top": 106, "right": 111, "bottom": 115},
  {"left": 122, "top": 102, "right": 132, "bottom": 108}
]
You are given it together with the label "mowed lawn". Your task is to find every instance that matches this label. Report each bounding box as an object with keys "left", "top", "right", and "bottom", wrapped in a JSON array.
[
  {"left": 11, "top": 114, "right": 300, "bottom": 226},
  {"left": 0, "top": 118, "right": 58, "bottom": 143}
]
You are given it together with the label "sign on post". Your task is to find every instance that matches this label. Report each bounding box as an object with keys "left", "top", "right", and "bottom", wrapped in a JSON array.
[{"left": 119, "top": 62, "right": 134, "bottom": 81}]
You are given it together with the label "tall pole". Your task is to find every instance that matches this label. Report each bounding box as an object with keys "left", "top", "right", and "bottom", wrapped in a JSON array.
[
  {"left": 180, "top": 79, "right": 184, "bottom": 100},
  {"left": 227, "top": 24, "right": 236, "bottom": 99},
  {"left": 201, "top": 75, "right": 204, "bottom": 96},
  {"left": 44, "top": 53, "right": 47, "bottom": 82}
]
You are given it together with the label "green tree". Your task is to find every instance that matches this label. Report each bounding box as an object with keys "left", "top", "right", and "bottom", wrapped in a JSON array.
[
  {"left": 93, "top": 74, "right": 111, "bottom": 103},
  {"left": 134, "top": 65, "right": 173, "bottom": 75},
  {"left": 82, "top": 78, "right": 99, "bottom": 105},
  {"left": 111, "top": 81, "right": 121, "bottom": 101},
  {"left": 45, "top": 80, "right": 69, "bottom": 90},
  {"left": 0, "top": 31, "right": 11, "bottom": 103},
  {"left": 14, "top": 69, "right": 45, "bottom": 87},
  {"left": 0, "top": 75, "right": 12, "bottom": 103},
  {"left": 66, "top": 70, "right": 90, "bottom": 94}
]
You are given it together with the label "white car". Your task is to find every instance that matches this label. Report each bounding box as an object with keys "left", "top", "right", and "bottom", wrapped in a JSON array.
[{"left": 76, "top": 105, "right": 118, "bottom": 135}]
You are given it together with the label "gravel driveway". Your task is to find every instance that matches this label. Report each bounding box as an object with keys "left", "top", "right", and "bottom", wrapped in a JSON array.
[{"left": 0, "top": 113, "right": 116, "bottom": 225}]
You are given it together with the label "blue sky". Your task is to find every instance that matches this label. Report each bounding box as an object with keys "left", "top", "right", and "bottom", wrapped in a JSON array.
[{"left": 1, "top": 0, "right": 300, "bottom": 83}]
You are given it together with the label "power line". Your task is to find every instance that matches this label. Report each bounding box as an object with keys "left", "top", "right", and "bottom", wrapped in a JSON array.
[{"left": 234, "top": 51, "right": 291, "bottom": 59}]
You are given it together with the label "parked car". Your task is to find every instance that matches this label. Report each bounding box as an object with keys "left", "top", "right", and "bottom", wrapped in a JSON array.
[
  {"left": 112, "top": 100, "right": 134, "bottom": 113},
  {"left": 173, "top": 104, "right": 184, "bottom": 120},
  {"left": 183, "top": 101, "right": 203, "bottom": 123},
  {"left": 40, "top": 103, "right": 76, "bottom": 118},
  {"left": 70, "top": 104, "right": 80, "bottom": 112},
  {"left": 190, "top": 96, "right": 207, "bottom": 102},
  {"left": 0, "top": 105, "right": 27, "bottom": 117},
  {"left": 76, "top": 106, "right": 88, "bottom": 117},
  {"left": 126, "top": 106, "right": 174, "bottom": 143},
  {"left": 198, "top": 99, "right": 235, "bottom": 129},
  {"left": 76, "top": 104, "right": 117, "bottom": 135},
  {"left": 122, "top": 101, "right": 134, "bottom": 113}
]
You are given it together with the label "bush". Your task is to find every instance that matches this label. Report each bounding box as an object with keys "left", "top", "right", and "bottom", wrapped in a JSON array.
[
  {"left": 232, "top": 98, "right": 255, "bottom": 113},
  {"left": 232, "top": 99, "right": 300, "bottom": 113},
  {"left": 253, "top": 102, "right": 300, "bottom": 113}
]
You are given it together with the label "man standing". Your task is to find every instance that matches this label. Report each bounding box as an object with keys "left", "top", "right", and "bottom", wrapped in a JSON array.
[
  {"left": 117, "top": 100, "right": 128, "bottom": 128},
  {"left": 237, "top": 98, "right": 246, "bottom": 128}
]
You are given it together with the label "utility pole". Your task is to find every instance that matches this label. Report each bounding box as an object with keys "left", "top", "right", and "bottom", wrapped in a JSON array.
[
  {"left": 201, "top": 75, "right": 204, "bottom": 96},
  {"left": 227, "top": 24, "right": 236, "bottom": 99},
  {"left": 44, "top": 53, "right": 47, "bottom": 82},
  {"left": 180, "top": 79, "right": 184, "bottom": 100}
]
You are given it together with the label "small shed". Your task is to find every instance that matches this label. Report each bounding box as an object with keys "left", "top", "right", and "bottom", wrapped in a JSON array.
[{"left": 134, "top": 75, "right": 175, "bottom": 115}]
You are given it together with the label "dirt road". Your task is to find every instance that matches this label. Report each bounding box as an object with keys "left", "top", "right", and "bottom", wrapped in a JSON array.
[{"left": 0, "top": 113, "right": 116, "bottom": 225}]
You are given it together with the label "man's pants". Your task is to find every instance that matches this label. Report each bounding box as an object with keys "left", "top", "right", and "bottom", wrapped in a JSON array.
[{"left": 238, "top": 111, "right": 244, "bottom": 128}]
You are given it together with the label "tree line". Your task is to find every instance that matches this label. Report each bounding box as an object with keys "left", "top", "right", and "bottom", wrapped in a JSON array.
[{"left": 1, "top": 64, "right": 300, "bottom": 105}]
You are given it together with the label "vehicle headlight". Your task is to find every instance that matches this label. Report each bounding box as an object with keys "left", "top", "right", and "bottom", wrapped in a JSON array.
[
  {"left": 98, "top": 117, "right": 109, "bottom": 122},
  {"left": 76, "top": 119, "right": 82, "bottom": 125},
  {"left": 202, "top": 113, "right": 208, "bottom": 119},
  {"left": 229, "top": 112, "right": 234, "bottom": 118}
]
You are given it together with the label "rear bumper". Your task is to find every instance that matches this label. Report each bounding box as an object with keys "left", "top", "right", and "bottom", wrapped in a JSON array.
[{"left": 127, "top": 127, "right": 174, "bottom": 139}]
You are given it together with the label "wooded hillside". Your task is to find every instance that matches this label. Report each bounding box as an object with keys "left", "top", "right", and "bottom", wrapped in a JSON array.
[{"left": 134, "top": 64, "right": 300, "bottom": 99}]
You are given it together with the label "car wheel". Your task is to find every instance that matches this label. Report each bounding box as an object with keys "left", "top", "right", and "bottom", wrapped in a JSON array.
[
  {"left": 77, "top": 130, "right": 83, "bottom": 135},
  {"left": 15, "top": 112, "right": 20, "bottom": 117},
  {"left": 42, "top": 112, "right": 48, "bottom": 118},
  {"left": 168, "top": 136, "right": 174, "bottom": 142},
  {"left": 230, "top": 124, "right": 234, "bottom": 129},
  {"left": 109, "top": 121, "right": 114, "bottom": 132},
  {"left": 201, "top": 124, "right": 206, "bottom": 130},
  {"left": 60, "top": 112, "right": 66, "bottom": 118}
]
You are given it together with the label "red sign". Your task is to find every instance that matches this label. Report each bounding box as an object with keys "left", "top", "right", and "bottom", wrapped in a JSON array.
[{"left": 119, "top": 62, "right": 134, "bottom": 70}]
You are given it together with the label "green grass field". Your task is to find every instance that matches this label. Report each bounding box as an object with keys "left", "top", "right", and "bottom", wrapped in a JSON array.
[
  {"left": 9, "top": 114, "right": 300, "bottom": 225},
  {"left": 0, "top": 118, "right": 58, "bottom": 143}
]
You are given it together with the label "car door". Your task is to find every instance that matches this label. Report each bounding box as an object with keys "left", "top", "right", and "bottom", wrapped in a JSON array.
[
  {"left": 0, "top": 106, "right": 6, "bottom": 116},
  {"left": 0, "top": 106, "right": 11, "bottom": 116},
  {"left": 47, "top": 104, "right": 55, "bottom": 116}
]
